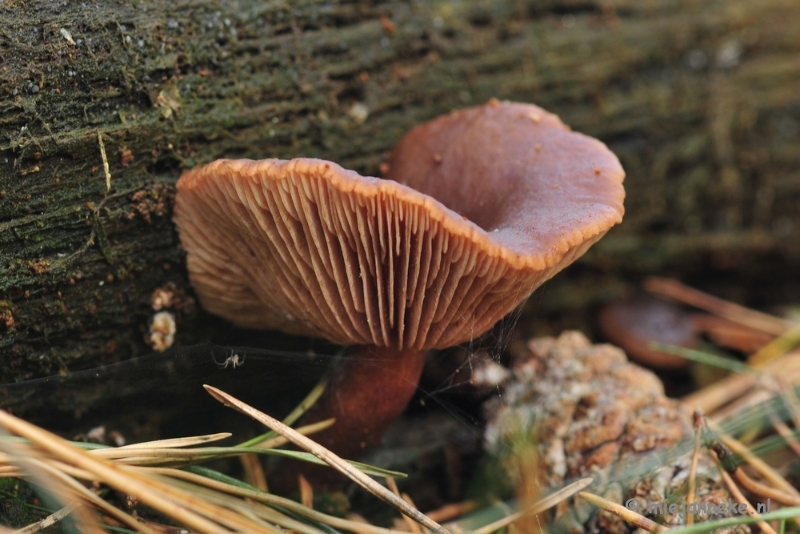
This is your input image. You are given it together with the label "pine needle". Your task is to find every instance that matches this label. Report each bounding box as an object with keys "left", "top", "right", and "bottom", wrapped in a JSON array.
[
  {"left": 578, "top": 491, "right": 669, "bottom": 533},
  {"left": 748, "top": 324, "right": 800, "bottom": 367},
  {"left": 0, "top": 410, "right": 274, "bottom": 533},
  {"left": 710, "top": 450, "right": 777, "bottom": 534},
  {"left": 650, "top": 343, "right": 761, "bottom": 376},
  {"left": 240, "top": 372, "right": 331, "bottom": 448},
  {"left": 204, "top": 384, "right": 448, "bottom": 533},
  {"left": 471, "top": 477, "right": 594, "bottom": 534},
  {"left": 644, "top": 277, "right": 790, "bottom": 335}
]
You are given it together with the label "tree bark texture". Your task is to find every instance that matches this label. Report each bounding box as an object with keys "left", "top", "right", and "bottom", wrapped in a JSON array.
[{"left": 1, "top": 0, "right": 799, "bottom": 381}]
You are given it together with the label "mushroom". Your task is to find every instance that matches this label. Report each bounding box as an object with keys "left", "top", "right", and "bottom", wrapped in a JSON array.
[
  {"left": 598, "top": 296, "right": 696, "bottom": 370},
  {"left": 599, "top": 296, "right": 775, "bottom": 368},
  {"left": 173, "top": 100, "right": 625, "bottom": 456}
]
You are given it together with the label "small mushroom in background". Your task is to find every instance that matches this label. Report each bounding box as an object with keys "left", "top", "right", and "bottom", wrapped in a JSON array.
[
  {"left": 598, "top": 296, "right": 697, "bottom": 370},
  {"left": 598, "top": 295, "right": 778, "bottom": 371},
  {"left": 173, "top": 100, "right": 625, "bottom": 457}
]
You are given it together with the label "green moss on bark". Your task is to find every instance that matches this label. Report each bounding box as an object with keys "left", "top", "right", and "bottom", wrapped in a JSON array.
[{"left": 1, "top": 0, "right": 799, "bottom": 381}]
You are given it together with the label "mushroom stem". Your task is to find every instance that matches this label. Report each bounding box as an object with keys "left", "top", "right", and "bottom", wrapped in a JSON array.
[{"left": 305, "top": 345, "right": 428, "bottom": 457}]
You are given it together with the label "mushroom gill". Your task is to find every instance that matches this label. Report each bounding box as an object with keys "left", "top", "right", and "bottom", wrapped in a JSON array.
[{"left": 173, "top": 100, "right": 625, "bottom": 456}]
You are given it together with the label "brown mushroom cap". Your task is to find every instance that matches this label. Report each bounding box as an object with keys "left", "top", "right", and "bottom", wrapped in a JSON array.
[
  {"left": 598, "top": 296, "right": 696, "bottom": 370},
  {"left": 174, "top": 100, "right": 624, "bottom": 351}
]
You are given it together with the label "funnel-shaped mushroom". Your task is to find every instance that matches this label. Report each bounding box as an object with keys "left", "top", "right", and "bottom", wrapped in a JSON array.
[{"left": 174, "top": 100, "right": 625, "bottom": 455}]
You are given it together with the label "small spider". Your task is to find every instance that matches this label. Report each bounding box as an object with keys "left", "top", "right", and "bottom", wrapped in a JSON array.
[{"left": 214, "top": 350, "right": 245, "bottom": 369}]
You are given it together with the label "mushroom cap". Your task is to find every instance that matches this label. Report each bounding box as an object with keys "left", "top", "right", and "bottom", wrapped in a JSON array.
[
  {"left": 174, "top": 100, "right": 624, "bottom": 351},
  {"left": 599, "top": 296, "right": 695, "bottom": 370}
]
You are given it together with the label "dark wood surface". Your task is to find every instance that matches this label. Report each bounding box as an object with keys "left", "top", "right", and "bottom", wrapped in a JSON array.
[{"left": 2, "top": 0, "right": 799, "bottom": 383}]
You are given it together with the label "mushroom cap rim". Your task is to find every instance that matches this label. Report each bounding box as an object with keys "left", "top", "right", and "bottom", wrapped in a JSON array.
[{"left": 176, "top": 156, "right": 624, "bottom": 273}]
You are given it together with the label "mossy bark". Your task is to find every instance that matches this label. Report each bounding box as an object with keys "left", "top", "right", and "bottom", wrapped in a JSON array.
[{"left": 1, "top": 0, "right": 800, "bottom": 381}]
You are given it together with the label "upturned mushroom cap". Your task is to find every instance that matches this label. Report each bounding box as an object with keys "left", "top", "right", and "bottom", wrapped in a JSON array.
[{"left": 174, "top": 100, "right": 624, "bottom": 351}]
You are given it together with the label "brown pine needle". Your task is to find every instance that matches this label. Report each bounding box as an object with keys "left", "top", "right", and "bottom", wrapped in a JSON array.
[
  {"left": 769, "top": 415, "right": 800, "bottom": 457},
  {"left": 578, "top": 492, "right": 668, "bottom": 533},
  {"left": 239, "top": 374, "right": 331, "bottom": 449},
  {"left": 471, "top": 477, "right": 594, "bottom": 534},
  {"left": 203, "top": 384, "right": 448, "bottom": 534},
  {"left": 711, "top": 450, "right": 777, "bottom": 534},
  {"left": 714, "top": 426, "right": 800, "bottom": 497},
  {"left": 732, "top": 468, "right": 800, "bottom": 507},
  {"left": 402, "top": 494, "right": 426, "bottom": 534},
  {"left": 425, "top": 501, "right": 477, "bottom": 523},
  {"left": 386, "top": 477, "right": 421, "bottom": 533},
  {"left": 686, "top": 411, "right": 703, "bottom": 526},
  {"left": 644, "top": 277, "right": 790, "bottom": 335},
  {"left": 385, "top": 476, "right": 401, "bottom": 495},
  {"left": 0, "top": 428, "right": 104, "bottom": 534},
  {"left": 708, "top": 389, "right": 775, "bottom": 426},
  {"left": 710, "top": 441, "right": 800, "bottom": 507},
  {"left": 0, "top": 410, "right": 268, "bottom": 534},
  {"left": 150, "top": 466, "right": 406, "bottom": 534},
  {"left": 299, "top": 474, "right": 314, "bottom": 509},
  {"left": 777, "top": 378, "right": 800, "bottom": 435},
  {"left": 241, "top": 451, "right": 268, "bottom": 492},
  {"left": 29, "top": 458, "right": 160, "bottom": 534},
  {"left": 683, "top": 352, "right": 800, "bottom": 416},
  {"left": 231, "top": 500, "right": 323, "bottom": 534},
  {"left": 15, "top": 502, "right": 80, "bottom": 534},
  {"left": 748, "top": 325, "right": 800, "bottom": 368},
  {"left": 120, "top": 432, "right": 232, "bottom": 449},
  {"left": 254, "top": 419, "right": 336, "bottom": 449},
  {"left": 682, "top": 372, "right": 759, "bottom": 414},
  {"left": 347, "top": 513, "right": 378, "bottom": 534},
  {"left": 704, "top": 416, "right": 800, "bottom": 533}
]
